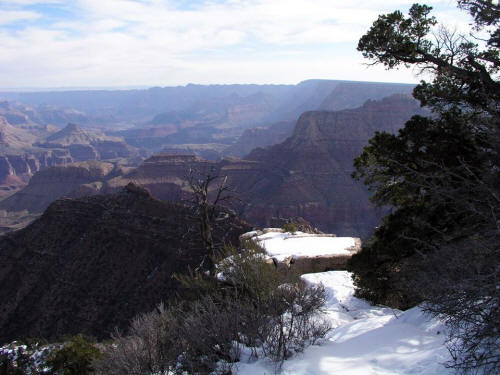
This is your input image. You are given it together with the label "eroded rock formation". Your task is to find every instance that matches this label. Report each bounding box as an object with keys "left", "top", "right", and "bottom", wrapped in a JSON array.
[
  {"left": 0, "top": 117, "right": 141, "bottom": 202},
  {"left": 35, "top": 123, "right": 139, "bottom": 161}
]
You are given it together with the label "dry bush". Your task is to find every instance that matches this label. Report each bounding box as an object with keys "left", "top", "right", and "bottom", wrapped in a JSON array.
[
  {"left": 260, "top": 281, "right": 331, "bottom": 365},
  {"left": 215, "top": 241, "right": 331, "bottom": 366},
  {"left": 169, "top": 296, "right": 242, "bottom": 375},
  {"left": 95, "top": 240, "right": 331, "bottom": 374},
  {"left": 94, "top": 304, "right": 178, "bottom": 375}
]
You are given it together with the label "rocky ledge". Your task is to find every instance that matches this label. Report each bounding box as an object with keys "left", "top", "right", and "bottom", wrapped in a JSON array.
[{"left": 242, "top": 229, "right": 361, "bottom": 274}]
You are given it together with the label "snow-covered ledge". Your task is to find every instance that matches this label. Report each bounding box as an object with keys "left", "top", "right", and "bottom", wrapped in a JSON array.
[{"left": 240, "top": 229, "right": 361, "bottom": 274}]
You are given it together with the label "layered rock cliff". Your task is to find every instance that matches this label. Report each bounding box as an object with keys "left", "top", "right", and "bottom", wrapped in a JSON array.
[
  {"left": 0, "top": 160, "right": 117, "bottom": 213},
  {"left": 36, "top": 123, "right": 139, "bottom": 161},
  {"left": 0, "top": 100, "right": 89, "bottom": 128},
  {"left": 99, "top": 98, "right": 421, "bottom": 237},
  {"left": 0, "top": 184, "right": 251, "bottom": 343},
  {"left": 0, "top": 116, "right": 37, "bottom": 151},
  {"left": 0, "top": 116, "right": 73, "bottom": 193},
  {"left": 223, "top": 120, "right": 295, "bottom": 158},
  {"left": 0, "top": 119, "right": 141, "bottom": 201},
  {"left": 242, "top": 95, "right": 426, "bottom": 237}
]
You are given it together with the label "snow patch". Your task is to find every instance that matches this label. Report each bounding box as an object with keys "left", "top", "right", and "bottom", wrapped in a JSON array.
[
  {"left": 236, "top": 271, "right": 452, "bottom": 375},
  {"left": 250, "top": 230, "right": 354, "bottom": 261}
]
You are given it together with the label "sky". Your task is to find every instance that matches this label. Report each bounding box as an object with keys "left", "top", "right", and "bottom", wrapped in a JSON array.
[{"left": 0, "top": 0, "right": 472, "bottom": 89}]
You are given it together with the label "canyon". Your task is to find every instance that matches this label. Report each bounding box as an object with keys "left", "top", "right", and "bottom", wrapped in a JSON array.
[
  {"left": 0, "top": 94, "right": 426, "bottom": 237},
  {"left": 0, "top": 83, "right": 429, "bottom": 345}
]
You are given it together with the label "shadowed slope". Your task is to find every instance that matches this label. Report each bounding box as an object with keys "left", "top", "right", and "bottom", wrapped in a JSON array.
[{"left": 0, "top": 183, "right": 251, "bottom": 343}]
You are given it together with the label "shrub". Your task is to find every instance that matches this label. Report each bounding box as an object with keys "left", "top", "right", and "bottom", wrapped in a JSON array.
[
  {"left": 93, "top": 304, "right": 178, "bottom": 375},
  {"left": 169, "top": 296, "right": 242, "bottom": 375},
  {"left": 217, "top": 241, "right": 331, "bottom": 365},
  {"left": 260, "top": 281, "right": 331, "bottom": 366},
  {"left": 0, "top": 336, "right": 100, "bottom": 375},
  {"left": 95, "top": 240, "right": 331, "bottom": 374},
  {"left": 46, "top": 335, "right": 101, "bottom": 375},
  {"left": 282, "top": 223, "right": 298, "bottom": 234}
]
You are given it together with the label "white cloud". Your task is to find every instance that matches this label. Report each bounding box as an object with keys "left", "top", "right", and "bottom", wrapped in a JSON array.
[
  {"left": 1, "top": 0, "right": 63, "bottom": 4},
  {"left": 0, "top": 0, "right": 471, "bottom": 88},
  {"left": 0, "top": 10, "right": 40, "bottom": 25}
]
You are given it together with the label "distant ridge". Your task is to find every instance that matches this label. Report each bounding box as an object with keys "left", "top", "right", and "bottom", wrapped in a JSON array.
[{"left": 0, "top": 80, "right": 415, "bottom": 123}]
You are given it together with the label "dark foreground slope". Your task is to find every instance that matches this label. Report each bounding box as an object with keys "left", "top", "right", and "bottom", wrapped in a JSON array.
[{"left": 0, "top": 183, "right": 251, "bottom": 343}]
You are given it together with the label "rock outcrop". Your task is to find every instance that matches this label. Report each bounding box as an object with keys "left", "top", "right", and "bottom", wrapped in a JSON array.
[
  {"left": 0, "top": 160, "right": 117, "bottom": 214},
  {"left": 161, "top": 143, "right": 229, "bottom": 160},
  {"left": 0, "top": 184, "right": 251, "bottom": 343},
  {"left": 0, "top": 118, "right": 141, "bottom": 202},
  {"left": 0, "top": 116, "right": 74, "bottom": 195},
  {"left": 242, "top": 229, "right": 362, "bottom": 274},
  {"left": 285, "top": 238, "right": 361, "bottom": 274},
  {"left": 223, "top": 121, "right": 295, "bottom": 158},
  {"left": 35, "top": 123, "right": 138, "bottom": 161}
]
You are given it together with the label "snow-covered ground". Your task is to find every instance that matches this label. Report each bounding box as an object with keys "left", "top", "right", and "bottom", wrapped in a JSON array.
[
  {"left": 237, "top": 271, "right": 452, "bottom": 375},
  {"left": 248, "top": 230, "right": 355, "bottom": 261}
]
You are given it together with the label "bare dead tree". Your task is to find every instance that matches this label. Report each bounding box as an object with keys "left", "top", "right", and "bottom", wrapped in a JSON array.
[{"left": 186, "top": 166, "right": 236, "bottom": 274}]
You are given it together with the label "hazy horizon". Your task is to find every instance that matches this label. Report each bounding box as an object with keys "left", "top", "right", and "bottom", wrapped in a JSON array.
[{"left": 0, "top": 77, "right": 418, "bottom": 92}]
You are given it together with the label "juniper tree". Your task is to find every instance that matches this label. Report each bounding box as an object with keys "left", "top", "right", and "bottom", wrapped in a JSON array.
[{"left": 350, "top": 1, "right": 499, "bottom": 373}]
